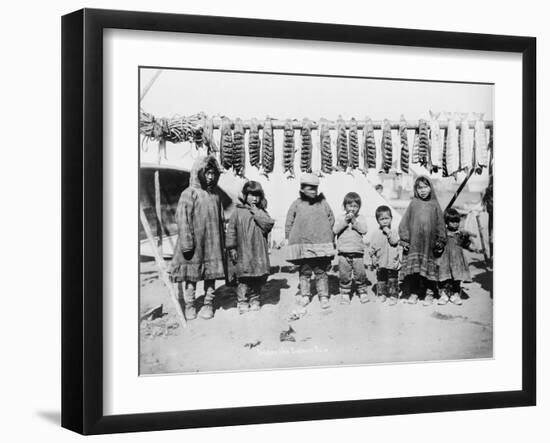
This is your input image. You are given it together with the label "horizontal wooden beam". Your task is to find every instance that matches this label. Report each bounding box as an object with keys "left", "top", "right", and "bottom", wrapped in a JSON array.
[{"left": 208, "top": 119, "right": 494, "bottom": 131}]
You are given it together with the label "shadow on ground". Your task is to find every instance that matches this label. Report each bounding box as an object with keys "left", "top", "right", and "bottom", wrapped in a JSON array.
[{"left": 470, "top": 260, "right": 493, "bottom": 298}]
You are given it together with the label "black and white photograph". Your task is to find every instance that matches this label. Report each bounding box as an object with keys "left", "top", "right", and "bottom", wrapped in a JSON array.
[{"left": 138, "top": 67, "right": 494, "bottom": 375}]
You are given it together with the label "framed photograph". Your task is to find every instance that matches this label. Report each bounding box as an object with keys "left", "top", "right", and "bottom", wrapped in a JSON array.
[{"left": 62, "top": 8, "right": 536, "bottom": 435}]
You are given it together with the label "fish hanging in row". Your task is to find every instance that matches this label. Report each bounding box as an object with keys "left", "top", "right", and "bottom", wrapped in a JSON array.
[
  {"left": 300, "top": 118, "right": 313, "bottom": 173},
  {"left": 399, "top": 116, "right": 409, "bottom": 174},
  {"left": 418, "top": 119, "right": 430, "bottom": 167},
  {"left": 203, "top": 116, "right": 218, "bottom": 154},
  {"left": 283, "top": 119, "right": 296, "bottom": 179},
  {"left": 320, "top": 118, "right": 333, "bottom": 175},
  {"left": 363, "top": 118, "right": 376, "bottom": 170},
  {"left": 261, "top": 117, "right": 274, "bottom": 177},
  {"left": 336, "top": 116, "right": 349, "bottom": 170},
  {"left": 232, "top": 118, "right": 246, "bottom": 177},
  {"left": 411, "top": 129, "right": 420, "bottom": 164},
  {"left": 441, "top": 128, "right": 448, "bottom": 178},
  {"left": 459, "top": 114, "right": 472, "bottom": 173},
  {"left": 473, "top": 113, "right": 488, "bottom": 174},
  {"left": 248, "top": 118, "right": 261, "bottom": 169},
  {"left": 380, "top": 119, "right": 393, "bottom": 173},
  {"left": 348, "top": 118, "right": 360, "bottom": 172},
  {"left": 220, "top": 117, "right": 233, "bottom": 170},
  {"left": 444, "top": 114, "right": 460, "bottom": 177},
  {"left": 429, "top": 111, "right": 443, "bottom": 172}
]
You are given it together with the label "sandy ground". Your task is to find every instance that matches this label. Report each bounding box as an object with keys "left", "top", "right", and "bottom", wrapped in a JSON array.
[{"left": 139, "top": 249, "right": 492, "bottom": 375}]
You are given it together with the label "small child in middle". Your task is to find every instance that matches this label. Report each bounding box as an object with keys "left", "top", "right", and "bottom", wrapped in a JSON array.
[
  {"left": 368, "top": 205, "right": 401, "bottom": 305},
  {"left": 226, "top": 181, "right": 275, "bottom": 314},
  {"left": 285, "top": 174, "right": 335, "bottom": 309},
  {"left": 333, "top": 192, "right": 369, "bottom": 304}
]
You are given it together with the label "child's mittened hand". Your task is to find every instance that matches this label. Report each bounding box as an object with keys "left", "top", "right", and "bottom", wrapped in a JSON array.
[
  {"left": 433, "top": 244, "right": 445, "bottom": 258},
  {"left": 229, "top": 249, "right": 238, "bottom": 263},
  {"left": 382, "top": 227, "right": 390, "bottom": 235}
]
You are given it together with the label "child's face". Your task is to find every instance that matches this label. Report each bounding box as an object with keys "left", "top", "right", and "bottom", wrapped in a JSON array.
[
  {"left": 204, "top": 168, "right": 217, "bottom": 188},
  {"left": 416, "top": 181, "right": 431, "bottom": 200},
  {"left": 377, "top": 212, "right": 392, "bottom": 228},
  {"left": 301, "top": 185, "right": 318, "bottom": 199},
  {"left": 345, "top": 202, "right": 360, "bottom": 216},
  {"left": 246, "top": 193, "right": 260, "bottom": 206},
  {"left": 447, "top": 220, "right": 460, "bottom": 231}
]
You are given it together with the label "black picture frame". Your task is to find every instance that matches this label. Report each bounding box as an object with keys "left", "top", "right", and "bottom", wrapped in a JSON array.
[{"left": 61, "top": 8, "right": 536, "bottom": 435}]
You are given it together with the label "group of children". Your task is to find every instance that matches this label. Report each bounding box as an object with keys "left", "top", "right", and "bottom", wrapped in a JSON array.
[{"left": 169, "top": 155, "right": 480, "bottom": 320}]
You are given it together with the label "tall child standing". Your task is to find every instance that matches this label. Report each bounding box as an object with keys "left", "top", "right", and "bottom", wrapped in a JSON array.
[
  {"left": 285, "top": 174, "right": 335, "bottom": 309},
  {"left": 170, "top": 155, "right": 226, "bottom": 320},
  {"left": 398, "top": 176, "right": 446, "bottom": 305},
  {"left": 226, "top": 181, "right": 275, "bottom": 314},
  {"left": 333, "top": 192, "right": 369, "bottom": 304}
]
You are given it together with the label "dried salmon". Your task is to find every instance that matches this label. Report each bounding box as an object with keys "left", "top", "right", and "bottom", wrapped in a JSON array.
[
  {"left": 349, "top": 118, "right": 360, "bottom": 171},
  {"left": 261, "top": 117, "right": 274, "bottom": 176},
  {"left": 363, "top": 118, "right": 376, "bottom": 170},
  {"left": 283, "top": 119, "right": 296, "bottom": 178},
  {"left": 381, "top": 119, "right": 393, "bottom": 173},
  {"left": 399, "top": 116, "right": 409, "bottom": 174},
  {"left": 300, "top": 118, "right": 313, "bottom": 173},
  {"left": 220, "top": 117, "right": 233, "bottom": 170},
  {"left": 248, "top": 118, "right": 261, "bottom": 168},
  {"left": 233, "top": 118, "right": 246, "bottom": 177},
  {"left": 320, "top": 118, "right": 333, "bottom": 175},
  {"left": 336, "top": 116, "right": 349, "bottom": 170}
]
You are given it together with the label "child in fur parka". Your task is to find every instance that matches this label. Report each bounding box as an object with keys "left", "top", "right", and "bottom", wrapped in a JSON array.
[
  {"left": 170, "top": 155, "right": 226, "bottom": 320},
  {"left": 285, "top": 174, "right": 336, "bottom": 309},
  {"left": 226, "top": 181, "right": 275, "bottom": 314}
]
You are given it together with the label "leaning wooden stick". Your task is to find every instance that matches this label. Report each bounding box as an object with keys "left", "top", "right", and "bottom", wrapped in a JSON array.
[
  {"left": 139, "top": 204, "right": 187, "bottom": 328},
  {"left": 476, "top": 212, "right": 490, "bottom": 267}
]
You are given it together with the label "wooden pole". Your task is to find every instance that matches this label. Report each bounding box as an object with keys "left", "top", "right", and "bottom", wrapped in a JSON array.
[
  {"left": 140, "top": 205, "right": 187, "bottom": 328},
  {"left": 155, "top": 140, "right": 165, "bottom": 257},
  {"left": 445, "top": 167, "right": 476, "bottom": 211},
  {"left": 476, "top": 212, "right": 490, "bottom": 266},
  {"left": 140, "top": 70, "right": 162, "bottom": 102},
  {"left": 206, "top": 118, "right": 493, "bottom": 131},
  {"left": 154, "top": 171, "right": 163, "bottom": 256}
]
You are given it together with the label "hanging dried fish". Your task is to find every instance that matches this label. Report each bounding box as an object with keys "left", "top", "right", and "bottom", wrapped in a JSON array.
[
  {"left": 320, "top": 118, "right": 333, "bottom": 175},
  {"left": 445, "top": 114, "right": 460, "bottom": 177},
  {"left": 399, "top": 116, "right": 409, "bottom": 174},
  {"left": 363, "top": 118, "right": 376, "bottom": 170},
  {"left": 441, "top": 130, "right": 449, "bottom": 178},
  {"left": 283, "top": 119, "right": 296, "bottom": 178},
  {"left": 459, "top": 114, "right": 472, "bottom": 172},
  {"left": 348, "top": 118, "right": 360, "bottom": 171},
  {"left": 203, "top": 116, "right": 218, "bottom": 154},
  {"left": 381, "top": 119, "right": 393, "bottom": 173},
  {"left": 411, "top": 129, "right": 420, "bottom": 164},
  {"left": 248, "top": 118, "right": 261, "bottom": 168},
  {"left": 300, "top": 118, "right": 313, "bottom": 173},
  {"left": 473, "top": 113, "right": 488, "bottom": 174},
  {"left": 429, "top": 111, "right": 443, "bottom": 172},
  {"left": 220, "top": 117, "right": 233, "bottom": 170},
  {"left": 261, "top": 117, "right": 274, "bottom": 176},
  {"left": 418, "top": 119, "right": 430, "bottom": 168},
  {"left": 233, "top": 118, "right": 246, "bottom": 177},
  {"left": 336, "top": 116, "right": 349, "bottom": 171}
]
